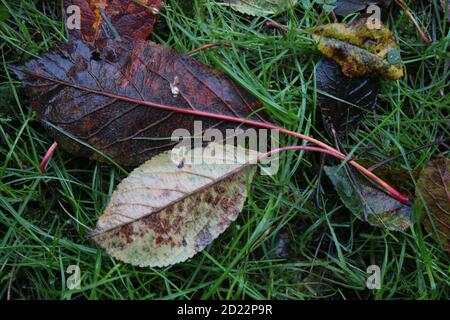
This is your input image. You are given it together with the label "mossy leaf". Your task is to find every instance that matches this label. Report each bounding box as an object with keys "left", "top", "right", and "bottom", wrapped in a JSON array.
[
  {"left": 312, "top": 18, "right": 404, "bottom": 79},
  {"left": 89, "top": 143, "right": 258, "bottom": 267}
]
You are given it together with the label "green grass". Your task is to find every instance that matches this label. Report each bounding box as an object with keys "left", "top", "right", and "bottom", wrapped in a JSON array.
[{"left": 0, "top": 0, "right": 449, "bottom": 300}]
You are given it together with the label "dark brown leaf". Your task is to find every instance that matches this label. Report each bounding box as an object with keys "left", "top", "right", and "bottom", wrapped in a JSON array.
[
  {"left": 316, "top": 58, "right": 379, "bottom": 138},
  {"left": 65, "top": 0, "right": 163, "bottom": 42},
  {"left": 334, "top": 0, "right": 392, "bottom": 16},
  {"left": 12, "top": 38, "right": 263, "bottom": 167}
]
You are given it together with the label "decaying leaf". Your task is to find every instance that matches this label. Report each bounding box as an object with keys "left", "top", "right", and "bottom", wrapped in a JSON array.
[
  {"left": 221, "top": 0, "right": 298, "bottom": 16},
  {"left": 358, "top": 160, "right": 417, "bottom": 197},
  {"left": 89, "top": 143, "right": 258, "bottom": 267},
  {"left": 334, "top": 0, "right": 392, "bottom": 16},
  {"left": 64, "top": 0, "right": 163, "bottom": 42},
  {"left": 312, "top": 18, "right": 404, "bottom": 79},
  {"left": 416, "top": 157, "right": 450, "bottom": 252},
  {"left": 11, "top": 38, "right": 262, "bottom": 167},
  {"left": 324, "top": 165, "right": 412, "bottom": 231},
  {"left": 316, "top": 58, "right": 378, "bottom": 138}
]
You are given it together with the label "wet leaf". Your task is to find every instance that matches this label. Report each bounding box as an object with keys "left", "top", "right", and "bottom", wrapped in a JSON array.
[
  {"left": 11, "top": 38, "right": 262, "bottom": 167},
  {"left": 89, "top": 143, "right": 258, "bottom": 267},
  {"left": 325, "top": 165, "right": 412, "bottom": 231},
  {"left": 417, "top": 157, "right": 450, "bottom": 252},
  {"left": 221, "top": 0, "right": 298, "bottom": 16},
  {"left": 64, "top": 0, "right": 163, "bottom": 42},
  {"left": 316, "top": 58, "right": 379, "bottom": 138},
  {"left": 358, "top": 160, "right": 417, "bottom": 197},
  {"left": 334, "top": 0, "right": 392, "bottom": 16},
  {"left": 312, "top": 18, "right": 404, "bottom": 79}
]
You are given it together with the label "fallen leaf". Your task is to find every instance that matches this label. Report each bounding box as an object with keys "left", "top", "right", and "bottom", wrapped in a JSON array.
[
  {"left": 64, "top": 0, "right": 163, "bottom": 42},
  {"left": 334, "top": 0, "right": 392, "bottom": 16},
  {"left": 221, "top": 0, "right": 298, "bottom": 16},
  {"left": 312, "top": 18, "right": 404, "bottom": 79},
  {"left": 89, "top": 143, "right": 258, "bottom": 267},
  {"left": 325, "top": 165, "right": 412, "bottom": 231},
  {"left": 358, "top": 160, "right": 417, "bottom": 197},
  {"left": 316, "top": 58, "right": 379, "bottom": 138},
  {"left": 11, "top": 38, "right": 262, "bottom": 167},
  {"left": 416, "top": 157, "right": 450, "bottom": 252}
]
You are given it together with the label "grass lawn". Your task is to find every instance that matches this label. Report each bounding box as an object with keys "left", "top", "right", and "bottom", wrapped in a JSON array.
[{"left": 0, "top": 0, "right": 449, "bottom": 299}]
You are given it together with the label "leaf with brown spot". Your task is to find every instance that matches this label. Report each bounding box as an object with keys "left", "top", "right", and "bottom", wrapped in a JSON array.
[
  {"left": 64, "top": 0, "right": 163, "bottom": 42},
  {"left": 11, "top": 38, "right": 263, "bottom": 167},
  {"left": 89, "top": 143, "right": 258, "bottom": 267},
  {"left": 312, "top": 18, "right": 404, "bottom": 79},
  {"left": 417, "top": 157, "right": 450, "bottom": 253}
]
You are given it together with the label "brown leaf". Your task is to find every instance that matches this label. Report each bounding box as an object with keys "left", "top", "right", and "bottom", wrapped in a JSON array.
[
  {"left": 65, "top": 0, "right": 163, "bottom": 42},
  {"left": 89, "top": 143, "right": 258, "bottom": 267},
  {"left": 313, "top": 18, "right": 404, "bottom": 79},
  {"left": 417, "top": 157, "right": 450, "bottom": 253},
  {"left": 11, "top": 38, "right": 263, "bottom": 167},
  {"left": 316, "top": 58, "right": 379, "bottom": 138},
  {"left": 358, "top": 160, "right": 417, "bottom": 197}
]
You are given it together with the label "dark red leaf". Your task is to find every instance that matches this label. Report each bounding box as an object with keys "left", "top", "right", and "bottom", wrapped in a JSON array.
[
  {"left": 12, "top": 38, "right": 263, "bottom": 166},
  {"left": 65, "top": 0, "right": 163, "bottom": 42}
]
